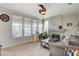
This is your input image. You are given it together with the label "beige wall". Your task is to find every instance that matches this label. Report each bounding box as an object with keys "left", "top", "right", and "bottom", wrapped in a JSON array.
[
  {"left": 0, "top": 10, "right": 33, "bottom": 48},
  {"left": 48, "top": 15, "right": 62, "bottom": 30},
  {"left": 62, "top": 14, "right": 77, "bottom": 30},
  {"left": 48, "top": 13, "right": 79, "bottom": 35}
]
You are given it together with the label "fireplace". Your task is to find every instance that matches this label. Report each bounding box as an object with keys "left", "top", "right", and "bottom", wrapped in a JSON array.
[{"left": 50, "top": 34, "right": 60, "bottom": 42}]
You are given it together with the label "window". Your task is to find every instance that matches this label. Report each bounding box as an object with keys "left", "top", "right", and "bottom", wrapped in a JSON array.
[
  {"left": 44, "top": 20, "right": 48, "bottom": 32},
  {"left": 38, "top": 20, "right": 42, "bottom": 33},
  {"left": 32, "top": 20, "right": 37, "bottom": 35},
  {"left": 24, "top": 18, "right": 31, "bottom": 36},
  {"left": 12, "top": 15, "right": 23, "bottom": 38}
]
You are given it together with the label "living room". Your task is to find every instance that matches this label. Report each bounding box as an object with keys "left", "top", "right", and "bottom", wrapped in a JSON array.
[{"left": 0, "top": 3, "right": 79, "bottom": 56}]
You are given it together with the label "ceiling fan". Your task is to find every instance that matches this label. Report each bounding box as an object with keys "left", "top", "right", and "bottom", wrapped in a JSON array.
[{"left": 38, "top": 4, "right": 46, "bottom": 15}]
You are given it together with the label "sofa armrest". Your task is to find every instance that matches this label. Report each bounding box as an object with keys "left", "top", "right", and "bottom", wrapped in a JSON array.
[
  {"left": 50, "top": 42, "right": 79, "bottom": 49},
  {"left": 50, "top": 42, "right": 65, "bottom": 49},
  {"left": 50, "top": 42, "right": 64, "bottom": 56}
]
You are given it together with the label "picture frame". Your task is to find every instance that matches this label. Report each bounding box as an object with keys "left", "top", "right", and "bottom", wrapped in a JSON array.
[
  {"left": 59, "top": 25, "right": 62, "bottom": 29},
  {"left": 67, "top": 23, "right": 72, "bottom": 26},
  {"left": 0, "top": 14, "right": 10, "bottom": 22}
]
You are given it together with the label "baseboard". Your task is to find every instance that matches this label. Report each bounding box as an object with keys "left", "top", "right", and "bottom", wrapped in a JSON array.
[{"left": 2, "top": 40, "right": 33, "bottom": 50}]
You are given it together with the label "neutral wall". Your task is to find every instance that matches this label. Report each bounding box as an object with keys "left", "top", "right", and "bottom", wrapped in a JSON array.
[
  {"left": 48, "top": 13, "right": 79, "bottom": 36},
  {"left": 48, "top": 15, "right": 62, "bottom": 30},
  {"left": 0, "top": 10, "right": 33, "bottom": 49}
]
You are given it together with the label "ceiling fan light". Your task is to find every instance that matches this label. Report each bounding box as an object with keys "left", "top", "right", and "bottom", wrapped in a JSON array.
[{"left": 38, "top": 4, "right": 46, "bottom": 15}]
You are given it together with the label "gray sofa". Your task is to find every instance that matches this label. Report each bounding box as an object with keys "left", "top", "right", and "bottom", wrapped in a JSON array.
[{"left": 49, "top": 35, "right": 79, "bottom": 56}]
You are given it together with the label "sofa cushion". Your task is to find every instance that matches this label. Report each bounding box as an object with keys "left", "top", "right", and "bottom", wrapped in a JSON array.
[
  {"left": 50, "top": 42, "right": 65, "bottom": 49},
  {"left": 62, "top": 37, "right": 70, "bottom": 45},
  {"left": 68, "top": 41, "right": 79, "bottom": 46}
]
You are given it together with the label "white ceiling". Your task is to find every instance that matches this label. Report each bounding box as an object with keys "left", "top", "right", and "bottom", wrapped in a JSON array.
[{"left": 0, "top": 3, "right": 79, "bottom": 19}]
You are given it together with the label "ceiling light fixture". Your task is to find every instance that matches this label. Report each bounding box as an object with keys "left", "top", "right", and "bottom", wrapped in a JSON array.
[{"left": 38, "top": 4, "right": 46, "bottom": 15}]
